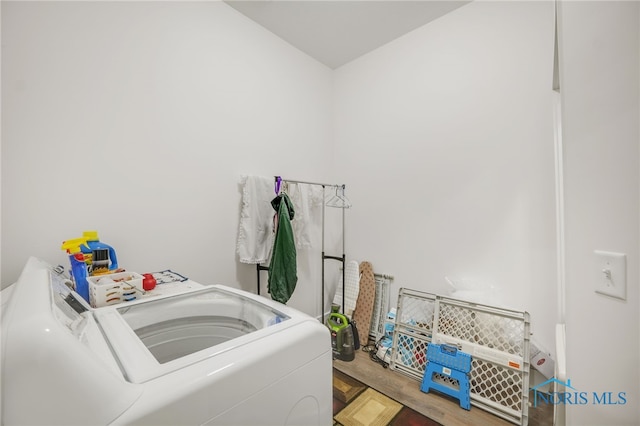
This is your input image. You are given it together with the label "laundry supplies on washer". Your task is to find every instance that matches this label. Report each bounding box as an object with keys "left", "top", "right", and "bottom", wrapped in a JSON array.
[
  {"left": 81, "top": 230, "right": 119, "bottom": 273},
  {"left": 60, "top": 237, "right": 91, "bottom": 302}
]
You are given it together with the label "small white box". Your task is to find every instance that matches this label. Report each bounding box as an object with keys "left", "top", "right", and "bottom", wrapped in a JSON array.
[
  {"left": 88, "top": 271, "right": 144, "bottom": 308},
  {"left": 530, "top": 340, "right": 555, "bottom": 379}
]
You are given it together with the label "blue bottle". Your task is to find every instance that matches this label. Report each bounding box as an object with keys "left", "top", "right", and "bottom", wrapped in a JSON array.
[
  {"left": 81, "top": 230, "right": 119, "bottom": 271},
  {"left": 61, "top": 238, "right": 91, "bottom": 303}
]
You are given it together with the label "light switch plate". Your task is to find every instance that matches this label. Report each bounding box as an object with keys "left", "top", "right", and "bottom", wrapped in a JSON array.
[{"left": 594, "top": 250, "right": 626, "bottom": 300}]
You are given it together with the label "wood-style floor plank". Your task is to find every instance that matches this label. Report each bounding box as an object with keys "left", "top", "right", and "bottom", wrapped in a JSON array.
[{"left": 333, "top": 349, "right": 553, "bottom": 426}]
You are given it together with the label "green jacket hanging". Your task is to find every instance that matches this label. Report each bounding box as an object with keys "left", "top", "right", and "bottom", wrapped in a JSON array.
[{"left": 268, "top": 193, "right": 297, "bottom": 304}]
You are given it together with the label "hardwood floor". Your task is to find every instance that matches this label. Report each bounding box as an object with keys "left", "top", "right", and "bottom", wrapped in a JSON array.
[{"left": 333, "top": 349, "right": 553, "bottom": 426}]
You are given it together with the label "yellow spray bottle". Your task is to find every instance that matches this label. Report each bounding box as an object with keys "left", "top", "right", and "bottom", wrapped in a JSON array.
[{"left": 61, "top": 237, "right": 91, "bottom": 303}]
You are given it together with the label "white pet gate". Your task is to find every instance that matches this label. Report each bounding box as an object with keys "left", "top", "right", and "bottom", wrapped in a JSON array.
[{"left": 389, "top": 288, "right": 531, "bottom": 426}]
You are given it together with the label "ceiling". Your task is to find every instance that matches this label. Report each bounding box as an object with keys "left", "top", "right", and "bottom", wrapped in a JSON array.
[{"left": 224, "top": 1, "right": 471, "bottom": 69}]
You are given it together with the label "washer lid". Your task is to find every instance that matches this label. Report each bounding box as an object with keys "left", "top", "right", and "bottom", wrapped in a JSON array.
[
  {"left": 94, "top": 285, "right": 294, "bottom": 383},
  {"left": 1, "top": 257, "right": 142, "bottom": 425}
]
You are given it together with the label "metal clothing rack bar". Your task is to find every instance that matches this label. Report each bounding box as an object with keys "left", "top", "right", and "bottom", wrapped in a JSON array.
[
  {"left": 256, "top": 264, "right": 269, "bottom": 295},
  {"left": 275, "top": 178, "right": 338, "bottom": 188},
  {"left": 255, "top": 176, "right": 348, "bottom": 324}
]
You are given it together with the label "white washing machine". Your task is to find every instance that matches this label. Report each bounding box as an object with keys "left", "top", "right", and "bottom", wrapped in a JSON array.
[{"left": 1, "top": 257, "right": 332, "bottom": 425}]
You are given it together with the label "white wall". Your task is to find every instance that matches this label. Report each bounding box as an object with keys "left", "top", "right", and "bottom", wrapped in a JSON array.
[
  {"left": 1, "top": 0, "right": 559, "bottom": 348},
  {"left": 334, "top": 1, "right": 558, "bottom": 349},
  {"left": 0, "top": 1, "right": 334, "bottom": 315},
  {"left": 0, "top": 0, "right": 567, "bottom": 347},
  {"left": 558, "top": 1, "right": 640, "bottom": 424},
  {"left": 4, "top": 1, "right": 638, "bottom": 423}
]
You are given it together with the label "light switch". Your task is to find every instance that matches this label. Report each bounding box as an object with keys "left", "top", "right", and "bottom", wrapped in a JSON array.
[{"left": 594, "top": 250, "right": 626, "bottom": 300}]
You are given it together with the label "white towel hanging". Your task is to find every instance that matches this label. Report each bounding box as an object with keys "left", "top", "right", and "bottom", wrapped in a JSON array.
[
  {"left": 237, "top": 175, "right": 275, "bottom": 264},
  {"left": 288, "top": 182, "right": 323, "bottom": 250}
]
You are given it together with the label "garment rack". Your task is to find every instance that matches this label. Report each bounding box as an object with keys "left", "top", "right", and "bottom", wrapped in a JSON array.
[{"left": 256, "top": 176, "right": 348, "bottom": 323}]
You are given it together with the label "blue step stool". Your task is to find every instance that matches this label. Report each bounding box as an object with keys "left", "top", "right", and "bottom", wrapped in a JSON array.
[{"left": 420, "top": 343, "right": 472, "bottom": 410}]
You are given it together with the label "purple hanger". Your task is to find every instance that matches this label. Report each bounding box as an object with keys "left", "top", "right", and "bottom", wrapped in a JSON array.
[{"left": 274, "top": 176, "right": 282, "bottom": 195}]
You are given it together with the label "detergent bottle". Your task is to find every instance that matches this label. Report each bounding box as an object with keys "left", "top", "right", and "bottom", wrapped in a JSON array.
[
  {"left": 61, "top": 237, "right": 91, "bottom": 303},
  {"left": 81, "top": 230, "right": 119, "bottom": 274}
]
